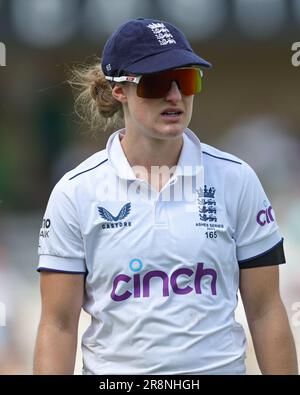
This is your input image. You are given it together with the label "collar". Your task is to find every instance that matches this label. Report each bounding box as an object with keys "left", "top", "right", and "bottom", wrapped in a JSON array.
[
  {"left": 174, "top": 128, "right": 203, "bottom": 177},
  {"left": 106, "top": 128, "right": 203, "bottom": 180},
  {"left": 106, "top": 128, "right": 136, "bottom": 180}
]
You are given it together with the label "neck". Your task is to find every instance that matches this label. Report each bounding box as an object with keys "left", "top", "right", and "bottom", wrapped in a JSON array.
[
  {"left": 119, "top": 129, "right": 184, "bottom": 191},
  {"left": 120, "top": 129, "right": 183, "bottom": 171}
]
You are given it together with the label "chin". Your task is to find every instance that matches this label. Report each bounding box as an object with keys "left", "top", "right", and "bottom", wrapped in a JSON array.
[{"left": 159, "top": 124, "right": 186, "bottom": 139}]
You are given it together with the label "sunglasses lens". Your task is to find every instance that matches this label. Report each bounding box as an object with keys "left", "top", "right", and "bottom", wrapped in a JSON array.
[{"left": 136, "top": 68, "right": 202, "bottom": 98}]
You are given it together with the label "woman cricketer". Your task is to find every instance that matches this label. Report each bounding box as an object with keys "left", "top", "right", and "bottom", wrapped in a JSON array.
[{"left": 33, "top": 18, "right": 298, "bottom": 375}]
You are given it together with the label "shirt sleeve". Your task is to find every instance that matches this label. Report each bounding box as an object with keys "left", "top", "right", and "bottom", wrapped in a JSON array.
[
  {"left": 37, "top": 179, "right": 87, "bottom": 274},
  {"left": 235, "top": 164, "right": 285, "bottom": 268}
]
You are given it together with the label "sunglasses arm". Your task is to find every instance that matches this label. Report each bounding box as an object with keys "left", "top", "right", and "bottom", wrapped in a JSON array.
[{"left": 105, "top": 75, "right": 142, "bottom": 84}]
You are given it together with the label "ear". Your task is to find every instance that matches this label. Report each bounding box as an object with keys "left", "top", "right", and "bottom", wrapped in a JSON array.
[{"left": 111, "top": 84, "right": 128, "bottom": 104}]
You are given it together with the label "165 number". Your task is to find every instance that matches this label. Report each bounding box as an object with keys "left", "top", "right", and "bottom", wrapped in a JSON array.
[{"left": 205, "top": 231, "right": 217, "bottom": 239}]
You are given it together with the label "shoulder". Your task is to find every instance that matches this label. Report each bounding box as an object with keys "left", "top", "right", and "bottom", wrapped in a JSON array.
[
  {"left": 51, "top": 149, "right": 109, "bottom": 198},
  {"left": 66, "top": 149, "right": 109, "bottom": 182},
  {"left": 202, "top": 143, "right": 257, "bottom": 179},
  {"left": 202, "top": 143, "right": 243, "bottom": 166}
]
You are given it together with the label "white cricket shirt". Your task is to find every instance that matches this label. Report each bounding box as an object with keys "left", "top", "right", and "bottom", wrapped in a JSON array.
[{"left": 38, "top": 128, "right": 283, "bottom": 375}]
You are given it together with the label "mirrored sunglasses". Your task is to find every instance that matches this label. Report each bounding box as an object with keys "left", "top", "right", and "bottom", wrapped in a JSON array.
[{"left": 106, "top": 68, "right": 203, "bottom": 98}]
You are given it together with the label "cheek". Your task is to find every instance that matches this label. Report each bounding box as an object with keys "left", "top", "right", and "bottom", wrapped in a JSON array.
[
  {"left": 129, "top": 101, "right": 150, "bottom": 122},
  {"left": 186, "top": 97, "right": 194, "bottom": 118},
  {"left": 127, "top": 97, "right": 155, "bottom": 124}
]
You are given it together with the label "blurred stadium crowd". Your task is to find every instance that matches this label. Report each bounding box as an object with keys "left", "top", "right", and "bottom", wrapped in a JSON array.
[{"left": 0, "top": 0, "right": 300, "bottom": 374}]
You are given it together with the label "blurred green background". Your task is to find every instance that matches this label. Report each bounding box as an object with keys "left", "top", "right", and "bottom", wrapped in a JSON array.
[{"left": 0, "top": 0, "right": 300, "bottom": 374}]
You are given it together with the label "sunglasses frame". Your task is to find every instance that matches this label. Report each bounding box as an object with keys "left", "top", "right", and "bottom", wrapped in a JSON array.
[
  {"left": 105, "top": 68, "right": 203, "bottom": 98},
  {"left": 105, "top": 75, "right": 143, "bottom": 84}
]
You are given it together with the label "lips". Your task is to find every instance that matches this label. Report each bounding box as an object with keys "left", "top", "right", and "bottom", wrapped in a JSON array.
[
  {"left": 160, "top": 108, "right": 183, "bottom": 122},
  {"left": 161, "top": 108, "right": 183, "bottom": 116}
]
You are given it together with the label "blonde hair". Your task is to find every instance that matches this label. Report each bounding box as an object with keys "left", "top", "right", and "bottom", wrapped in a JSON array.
[{"left": 67, "top": 57, "right": 124, "bottom": 137}]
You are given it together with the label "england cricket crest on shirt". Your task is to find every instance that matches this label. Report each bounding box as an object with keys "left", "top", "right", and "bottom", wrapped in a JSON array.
[{"left": 195, "top": 185, "right": 224, "bottom": 235}]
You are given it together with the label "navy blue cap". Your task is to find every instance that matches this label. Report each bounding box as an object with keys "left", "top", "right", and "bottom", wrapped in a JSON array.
[{"left": 101, "top": 18, "right": 212, "bottom": 76}]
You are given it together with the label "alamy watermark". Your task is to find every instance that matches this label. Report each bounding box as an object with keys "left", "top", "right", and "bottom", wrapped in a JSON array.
[
  {"left": 0, "top": 302, "right": 6, "bottom": 326},
  {"left": 0, "top": 41, "right": 6, "bottom": 66},
  {"left": 291, "top": 42, "right": 300, "bottom": 67},
  {"left": 92, "top": 165, "right": 204, "bottom": 209}
]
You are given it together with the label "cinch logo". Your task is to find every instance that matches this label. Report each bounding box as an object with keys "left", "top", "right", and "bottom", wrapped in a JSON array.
[
  {"left": 110, "top": 259, "right": 217, "bottom": 302},
  {"left": 256, "top": 201, "right": 274, "bottom": 226}
]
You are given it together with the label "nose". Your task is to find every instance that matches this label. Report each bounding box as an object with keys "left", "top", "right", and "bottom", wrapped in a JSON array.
[{"left": 165, "top": 80, "right": 182, "bottom": 101}]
